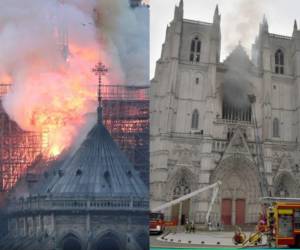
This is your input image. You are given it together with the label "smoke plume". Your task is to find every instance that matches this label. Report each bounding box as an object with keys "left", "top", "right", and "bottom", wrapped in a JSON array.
[
  {"left": 222, "top": 0, "right": 266, "bottom": 55},
  {"left": 223, "top": 45, "right": 253, "bottom": 108},
  {"left": 0, "top": 0, "right": 148, "bottom": 156}
]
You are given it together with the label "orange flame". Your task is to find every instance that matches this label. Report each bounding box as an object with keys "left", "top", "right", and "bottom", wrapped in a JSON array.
[
  {"left": 2, "top": 42, "right": 113, "bottom": 157},
  {"left": 0, "top": 73, "right": 12, "bottom": 85},
  {"left": 27, "top": 44, "right": 101, "bottom": 156}
]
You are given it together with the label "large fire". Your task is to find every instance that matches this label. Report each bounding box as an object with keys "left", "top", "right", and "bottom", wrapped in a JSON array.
[
  {"left": 2, "top": 43, "right": 111, "bottom": 157},
  {"left": 0, "top": 0, "right": 147, "bottom": 159},
  {"left": 26, "top": 45, "right": 108, "bottom": 157},
  {"left": 0, "top": 0, "right": 148, "bottom": 193}
]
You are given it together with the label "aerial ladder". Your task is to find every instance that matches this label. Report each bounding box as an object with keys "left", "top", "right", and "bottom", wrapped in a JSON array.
[
  {"left": 248, "top": 94, "right": 269, "bottom": 197},
  {"left": 151, "top": 181, "right": 221, "bottom": 225},
  {"left": 233, "top": 95, "right": 270, "bottom": 248}
]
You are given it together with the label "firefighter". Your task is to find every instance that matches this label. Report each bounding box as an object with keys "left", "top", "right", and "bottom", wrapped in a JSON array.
[
  {"left": 256, "top": 212, "right": 268, "bottom": 234},
  {"left": 232, "top": 226, "right": 246, "bottom": 245}
]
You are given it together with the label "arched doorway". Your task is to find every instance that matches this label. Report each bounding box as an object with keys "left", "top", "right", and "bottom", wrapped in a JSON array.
[
  {"left": 135, "top": 231, "right": 148, "bottom": 250},
  {"left": 274, "top": 172, "right": 298, "bottom": 197},
  {"left": 94, "top": 232, "right": 121, "bottom": 250},
  {"left": 62, "top": 234, "right": 82, "bottom": 250},
  {"left": 171, "top": 175, "right": 191, "bottom": 225},
  {"left": 212, "top": 156, "right": 260, "bottom": 225}
]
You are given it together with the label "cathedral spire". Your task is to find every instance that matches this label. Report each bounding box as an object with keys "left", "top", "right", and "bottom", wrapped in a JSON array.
[
  {"left": 173, "top": 0, "right": 183, "bottom": 21},
  {"left": 179, "top": 0, "right": 184, "bottom": 18},
  {"left": 294, "top": 19, "right": 298, "bottom": 32},
  {"left": 262, "top": 14, "right": 268, "bottom": 31},
  {"left": 214, "top": 4, "right": 219, "bottom": 17},
  {"left": 213, "top": 4, "right": 220, "bottom": 24},
  {"left": 293, "top": 20, "right": 299, "bottom": 38},
  {"left": 179, "top": 0, "right": 183, "bottom": 9},
  {"left": 260, "top": 14, "right": 268, "bottom": 34},
  {"left": 92, "top": 62, "right": 108, "bottom": 124}
]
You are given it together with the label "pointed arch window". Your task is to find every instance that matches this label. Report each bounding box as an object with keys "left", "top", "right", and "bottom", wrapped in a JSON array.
[
  {"left": 273, "top": 118, "right": 280, "bottom": 137},
  {"left": 173, "top": 176, "right": 191, "bottom": 198},
  {"left": 275, "top": 49, "right": 284, "bottom": 74},
  {"left": 191, "top": 109, "right": 199, "bottom": 129},
  {"left": 190, "top": 37, "right": 201, "bottom": 63}
]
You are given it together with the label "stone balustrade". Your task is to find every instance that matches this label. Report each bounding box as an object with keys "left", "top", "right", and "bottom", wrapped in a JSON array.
[
  {"left": 8, "top": 196, "right": 149, "bottom": 214},
  {"left": 215, "top": 118, "right": 254, "bottom": 126}
]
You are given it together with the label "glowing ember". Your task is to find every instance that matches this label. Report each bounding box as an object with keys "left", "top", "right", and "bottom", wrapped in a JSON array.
[{"left": 49, "top": 145, "right": 61, "bottom": 157}]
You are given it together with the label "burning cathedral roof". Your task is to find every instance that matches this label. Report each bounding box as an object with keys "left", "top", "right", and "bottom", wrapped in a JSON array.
[
  {"left": 31, "top": 114, "right": 147, "bottom": 198},
  {"left": 8, "top": 63, "right": 148, "bottom": 212}
]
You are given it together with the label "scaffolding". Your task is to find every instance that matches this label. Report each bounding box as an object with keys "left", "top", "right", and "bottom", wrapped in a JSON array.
[
  {"left": 0, "top": 85, "right": 45, "bottom": 192},
  {"left": 102, "top": 85, "right": 149, "bottom": 184},
  {"left": 0, "top": 84, "right": 149, "bottom": 192}
]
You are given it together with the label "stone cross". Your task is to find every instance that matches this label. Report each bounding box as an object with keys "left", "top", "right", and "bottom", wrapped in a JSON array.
[{"left": 92, "top": 62, "right": 108, "bottom": 106}]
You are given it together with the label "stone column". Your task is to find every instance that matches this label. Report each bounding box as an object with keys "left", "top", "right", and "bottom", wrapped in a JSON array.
[
  {"left": 86, "top": 213, "right": 91, "bottom": 232},
  {"left": 32, "top": 216, "right": 35, "bottom": 236},
  {"left": 178, "top": 202, "right": 183, "bottom": 225},
  {"left": 15, "top": 218, "right": 19, "bottom": 237},
  {"left": 231, "top": 189, "right": 237, "bottom": 225},
  {"left": 24, "top": 217, "right": 28, "bottom": 236},
  {"left": 37, "top": 215, "right": 41, "bottom": 232},
  {"left": 51, "top": 213, "right": 55, "bottom": 234},
  {"left": 232, "top": 199, "right": 236, "bottom": 225},
  {"left": 127, "top": 215, "right": 132, "bottom": 232},
  {"left": 189, "top": 199, "right": 193, "bottom": 222},
  {"left": 41, "top": 215, "right": 44, "bottom": 232}
]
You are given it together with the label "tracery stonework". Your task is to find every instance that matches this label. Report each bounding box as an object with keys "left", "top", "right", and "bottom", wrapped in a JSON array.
[{"left": 150, "top": 1, "right": 300, "bottom": 225}]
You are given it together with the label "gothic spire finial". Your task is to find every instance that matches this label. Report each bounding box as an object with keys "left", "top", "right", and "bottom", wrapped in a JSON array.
[
  {"left": 260, "top": 14, "right": 268, "bottom": 33},
  {"left": 294, "top": 19, "right": 298, "bottom": 32},
  {"left": 213, "top": 4, "right": 220, "bottom": 24},
  {"left": 214, "top": 4, "right": 219, "bottom": 16},
  {"left": 179, "top": 0, "right": 183, "bottom": 8},
  {"left": 263, "top": 14, "right": 268, "bottom": 26},
  {"left": 92, "top": 62, "right": 108, "bottom": 124},
  {"left": 173, "top": 0, "right": 183, "bottom": 20}
]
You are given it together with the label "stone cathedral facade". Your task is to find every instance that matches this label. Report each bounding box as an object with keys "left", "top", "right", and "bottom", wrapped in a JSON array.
[{"left": 150, "top": 0, "right": 300, "bottom": 225}]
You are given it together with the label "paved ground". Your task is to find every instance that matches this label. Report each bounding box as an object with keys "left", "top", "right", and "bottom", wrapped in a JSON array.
[{"left": 150, "top": 231, "right": 267, "bottom": 249}]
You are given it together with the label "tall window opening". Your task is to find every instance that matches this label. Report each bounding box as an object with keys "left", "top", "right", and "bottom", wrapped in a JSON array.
[
  {"left": 190, "top": 37, "right": 201, "bottom": 63},
  {"left": 273, "top": 118, "right": 280, "bottom": 137},
  {"left": 275, "top": 49, "right": 284, "bottom": 74},
  {"left": 191, "top": 109, "right": 199, "bottom": 129}
]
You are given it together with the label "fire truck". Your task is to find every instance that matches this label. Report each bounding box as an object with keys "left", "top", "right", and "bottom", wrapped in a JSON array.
[
  {"left": 264, "top": 197, "right": 300, "bottom": 248},
  {"left": 149, "top": 212, "right": 165, "bottom": 234},
  {"left": 235, "top": 197, "right": 300, "bottom": 248}
]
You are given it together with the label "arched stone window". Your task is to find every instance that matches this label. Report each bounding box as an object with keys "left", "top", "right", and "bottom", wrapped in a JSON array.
[
  {"left": 275, "top": 49, "right": 284, "bottom": 74},
  {"left": 94, "top": 232, "right": 121, "bottom": 250},
  {"left": 273, "top": 118, "right": 280, "bottom": 137},
  {"left": 274, "top": 172, "right": 297, "bottom": 197},
  {"left": 61, "top": 234, "right": 82, "bottom": 250},
  {"left": 136, "top": 232, "right": 149, "bottom": 250},
  {"left": 191, "top": 109, "right": 199, "bottom": 129},
  {"left": 190, "top": 37, "right": 201, "bottom": 63},
  {"left": 173, "top": 176, "right": 191, "bottom": 198}
]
